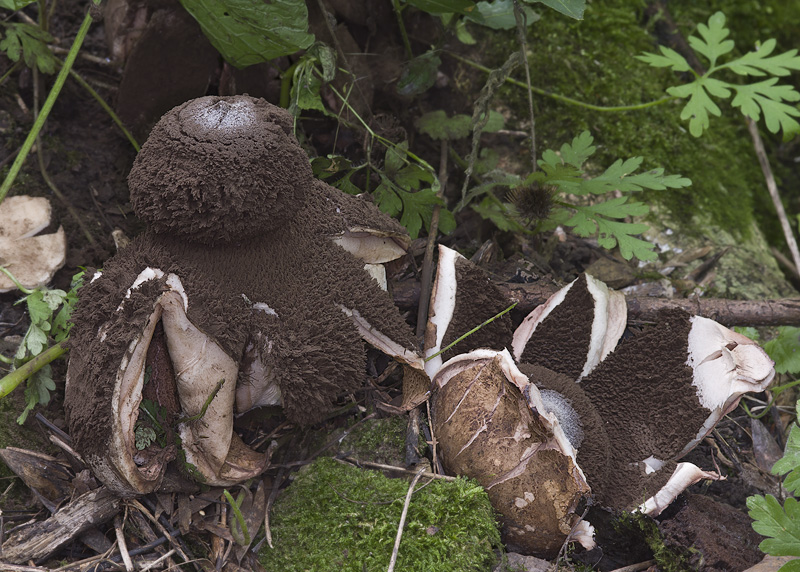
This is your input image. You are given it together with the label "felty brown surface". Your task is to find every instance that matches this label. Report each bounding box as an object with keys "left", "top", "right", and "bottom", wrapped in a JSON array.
[
  {"left": 438, "top": 255, "right": 514, "bottom": 362},
  {"left": 580, "top": 308, "right": 708, "bottom": 509},
  {"left": 129, "top": 96, "right": 309, "bottom": 243},
  {"left": 519, "top": 274, "right": 594, "bottom": 379}
]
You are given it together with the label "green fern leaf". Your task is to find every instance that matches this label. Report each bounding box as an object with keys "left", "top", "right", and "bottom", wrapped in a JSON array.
[{"left": 688, "top": 11, "right": 734, "bottom": 67}]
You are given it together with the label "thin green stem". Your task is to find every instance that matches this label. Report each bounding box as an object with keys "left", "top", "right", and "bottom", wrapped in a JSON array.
[
  {"left": 392, "top": 0, "right": 413, "bottom": 60},
  {"left": 447, "top": 51, "right": 677, "bottom": 112},
  {"left": 68, "top": 68, "right": 139, "bottom": 152},
  {"left": 425, "top": 303, "right": 518, "bottom": 362},
  {"left": 0, "top": 340, "right": 67, "bottom": 400},
  {"left": 280, "top": 60, "right": 300, "bottom": 110},
  {"left": 0, "top": 61, "right": 22, "bottom": 87},
  {"left": 0, "top": 9, "right": 93, "bottom": 205}
]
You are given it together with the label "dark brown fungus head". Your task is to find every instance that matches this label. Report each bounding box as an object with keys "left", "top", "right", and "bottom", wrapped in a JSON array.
[{"left": 128, "top": 95, "right": 314, "bottom": 244}]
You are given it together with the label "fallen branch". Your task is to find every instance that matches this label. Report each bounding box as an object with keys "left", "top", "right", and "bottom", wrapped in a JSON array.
[
  {"left": 393, "top": 280, "right": 800, "bottom": 327},
  {"left": 387, "top": 469, "right": 426, "bottom": 572},
  {"left": 0, "top": 487, "right": 120, "bottom": 564}
]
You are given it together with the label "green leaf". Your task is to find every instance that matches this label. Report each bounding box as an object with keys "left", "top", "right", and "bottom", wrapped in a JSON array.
[
  {"left": 667, "top": 79, "right": 724, "bottom": 137},
  {"left": 773, "top": 420, "right": 800, "bottom": 495},
  {"left": 689, "top": 11, "right": 734, "bottom": 68},
  {"left": 727, "top": 39, "right": 800, "bottom": 77},
  {"left": 748, "top": 495, "right": 800, "bottom": 557},
  {"left": 454, "top": 18, "right": 477, "bottom": 44},
  {"left": 563, "top": 200, "right": 656, "bottom": 261},
  {"left": 465, "top": 0, "right": 539, "bottom": 30},
  {"left": 397, "top": 51, "right": 441, "bottom": 96},
  {"left": 539, "top": 130, "right": 596, "bottom": 169},
  {"left": 417, "top": 111, "right": 472, "bottom": 140},
  {"left": 179, "top": 0, "right": 314, "bottom": 69},
  {"left": 525, "top": 0, "right": 583, "bottom": 20},
  {"left": 17, "top": 364, "right": 53, "bottom": 424},
  {"left": 405, "top": 0, "right": 476, "bottom": 14},
  {"left": 731, "top": 79, "right": 800, "bottom": 138},
  {"left": 0, "top": 0, "right": 36, "bottom": 8},
  {"left": 635, "top": 46, "right": 692, "bottom": 73},
  {"left": 764, "top": 327, "right": 800, "bottom": 375},
  {"left": 777, "top": 559, "right": 800, "bottom": 572},
  {"left": 471, "top": 196, "right": 525, "bottom": 232},
  {"left": 384, "top": 141, "right": 409, "bottom": 176},
  {"left": 0, "top": 23, "right": 58, "bottom": 74}
]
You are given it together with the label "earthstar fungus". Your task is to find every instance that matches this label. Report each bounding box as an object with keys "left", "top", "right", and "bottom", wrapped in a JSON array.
[
  {"left": 65, "top": 96, "right": 423, "bottom": 496},
  {"left": 426, "top": 245, "right": 775, "bottom": 557}
]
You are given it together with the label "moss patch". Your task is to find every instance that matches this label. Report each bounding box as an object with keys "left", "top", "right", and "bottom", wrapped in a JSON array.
[
  {"left": 338, "top": 416, "right": 408, "bottom": 466},
  {"left": 260, "top": 457, "right": 501, "bottom": 572}
]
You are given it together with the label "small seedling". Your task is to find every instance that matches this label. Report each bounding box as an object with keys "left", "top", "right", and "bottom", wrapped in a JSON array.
[{"left": 0, "top": 268, "right": 84, "bottom": 423}]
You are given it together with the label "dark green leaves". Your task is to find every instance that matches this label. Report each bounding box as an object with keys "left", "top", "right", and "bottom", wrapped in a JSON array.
[
  {"left": 180, "top": 0, "right": 314, "bottom": 68},
  {"left": 398, "top": 51, "right": 442, "bottom": 96},
  {"left": 748, "top": 495, "right": 800, "bottom": 559},
  {"left": 0, "top": 22, "right": 59, "bottom": 74},
  {"left": 416, "top": 110, "right": 504, "bottom": 140}
]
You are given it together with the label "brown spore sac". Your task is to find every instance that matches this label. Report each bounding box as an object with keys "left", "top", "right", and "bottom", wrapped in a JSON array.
[
  {"left": 142, "top": 321, "right": 181, "bottom": 422},
  {"left": 520, "top": 363, "right": 611, "bottom": 495},
  {"left": 520, "top": 274, "right": 594, "bottom": 379},
  {"left": 580, "top": 308, "right": 708, "bottom": 509},
  {"left": 439, "top": 256, "right": 514, "bottom": 361},
  {"left": 128, "top": 96, "right": 314, "bottom": 244}
]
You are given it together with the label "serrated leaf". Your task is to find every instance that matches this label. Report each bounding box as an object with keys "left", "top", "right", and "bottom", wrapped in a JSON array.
[
  {"left": 179, "top": 0, "right": 314, "bottom": 69},
  {"left": 553, "top": 130, "right": 595, "bottom": 169},
  {"left": 525, "top": 0, "right": 584, "bottom": 20},
  {"left": 635, "top": 46, "right": 691, "bottom": 73},
  {"left": 731, "top": 79, "right": 800, "bottom": 137},
  {"left": 25, "top": 291, "right": 53, "bottom": 327},
  {"left": 668, "top": 79, "right": 723, "bottom": 137},
  {"left": 689, "top": 11, "right": 734, "bottom": 67},
  {"left": 398, "top": 187, "right": 445, "bottom": 239},
  {"left": 384, "top": 142, "right": 409, "bottom": 176},
  {"left": 397, "top": 51, "right": 441, "bottom": 96},
  {"left": 17, "top": 364, "right": 52, "bottom": 424},
  {"left": 773, "top": 421, "right": 800, "bottom": 495},
  {"left": 764, "top": 327, "right": 800, "bottom": 374},
  {"left": 465, "top": 0, "right": 539, "bottom": 30},
  {"left": 405, "top": 0, "right": 476, "bottom": 14},
  {"left": 374, "top": 180, "right": 403, "bottom": 217},
  {"left": 0, "top": 23, "right": 58, "bottom": 74},
  {"left": 438, "top": 207, "right": 457, "bottom": 234},
  {"left": 728, "top": 39, "right": 800, "bottom": 77},
  {"left": 563, "top": 204, "right": 655, "bottom": 261},
  {"left": 748, "top": 495, "right": 800, "bottom": 557}
]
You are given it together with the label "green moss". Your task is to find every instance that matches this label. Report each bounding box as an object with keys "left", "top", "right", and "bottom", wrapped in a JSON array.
[
  {"left": 473, "top": 1, "right": 797, "bottom": 245},
  {"left": 614, "top": 511, "right": 693, "bottom": 572},
  {"left": 338, "top": 416, "right": 408, "bottom": 465},
  {"left": 260, "top": 457, "right": 501, "bottom": 572}
]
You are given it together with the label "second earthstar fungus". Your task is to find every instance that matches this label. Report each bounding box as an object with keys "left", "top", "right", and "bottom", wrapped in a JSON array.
[
  {"left": 64, "top": 96, "right": 425, "bottom": 496},
  {"left": 425, "top": 245, "right": 775, "bottom": 557}
]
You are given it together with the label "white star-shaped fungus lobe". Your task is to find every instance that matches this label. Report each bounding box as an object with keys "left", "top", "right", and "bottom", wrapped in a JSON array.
[
  {"left": 430, "top": 349, "right": 594, "bottom": 558},
  {"left": 0, "top": 195, "right": 66, "bottom": 293},
  {"left": 66, "top": 269, "right": 267, "bottom": 496},
  {"left": 682, "top": 316, "right": 775, "bottom": 457}
]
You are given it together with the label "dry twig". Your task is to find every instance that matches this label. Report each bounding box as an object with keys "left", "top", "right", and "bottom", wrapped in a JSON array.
[{"left": 386, "top": 469, "right": 426, "bottom": 572}]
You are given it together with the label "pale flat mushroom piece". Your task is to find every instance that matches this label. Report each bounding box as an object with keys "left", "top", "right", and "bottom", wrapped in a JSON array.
[
  {"left": 0, "top": 195, "right": 67, "bottom": 293},
  {"left": 0, "top": 228, "right": 67, "bottom": 293},
  {"left": 333, "top": 230, "right": 408, "bottom": 264},
  {"left": 424, "top": 245, "right": 459, "bottom": 378},
  {"left": 0, "top": 195, "right": 52, "bottom": 239},
  {"left": 638, "top": 462, "right": 722, "bottom": 516}
]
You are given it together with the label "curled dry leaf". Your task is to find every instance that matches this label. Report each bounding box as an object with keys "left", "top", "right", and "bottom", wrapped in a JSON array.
[
  {"left": 0, "top": 195, "right": 66, "bottom": 293},
  {"left": 426, "top": 246, "right": 775, "bottom": 556}
]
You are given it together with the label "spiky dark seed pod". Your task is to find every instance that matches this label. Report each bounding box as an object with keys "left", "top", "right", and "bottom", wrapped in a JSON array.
[{"left": 507, "top": 182, "right": 556, "bottom": 223}]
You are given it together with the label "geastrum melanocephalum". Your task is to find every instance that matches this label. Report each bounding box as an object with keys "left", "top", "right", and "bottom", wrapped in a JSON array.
[
  {"left": 64, "top": 95, "right": 424, "bottom": 496},
  {"left": 424, "top": 245, "right": 775, "bottom": 557}
]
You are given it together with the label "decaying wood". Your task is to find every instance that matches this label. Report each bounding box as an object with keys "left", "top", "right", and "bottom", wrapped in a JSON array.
[
  {"left": 392, "top": 280, "right": 800, "bottom": 327},
  {"left": 1, "top": 487, "right": 120, "bottom": 565}
]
